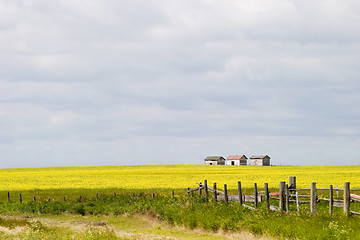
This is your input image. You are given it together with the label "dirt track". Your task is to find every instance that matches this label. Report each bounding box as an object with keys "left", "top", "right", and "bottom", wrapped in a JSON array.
[{"left": 0, "top": 214, "right": 274, "bottom": 240}]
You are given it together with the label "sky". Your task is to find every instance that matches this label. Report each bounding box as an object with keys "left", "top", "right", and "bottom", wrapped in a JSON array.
[{"left": 0, "top": 0, "right": 359, "bottom": 168}]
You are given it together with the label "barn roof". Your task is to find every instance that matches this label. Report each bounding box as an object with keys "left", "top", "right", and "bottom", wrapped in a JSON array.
[
  {"left": 226, "top": 155, "right": 247, "bottom": 160},
  {"left": 250, "top": 155, "right": 270, "bottom": 159},
  {"left": 204, "top": 156, "right": 225, "bottom": 161}
]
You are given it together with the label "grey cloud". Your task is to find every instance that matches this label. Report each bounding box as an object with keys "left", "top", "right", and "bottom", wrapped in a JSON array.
[{"left": 0, "top": 0, "right": 359, "bottom": 167}]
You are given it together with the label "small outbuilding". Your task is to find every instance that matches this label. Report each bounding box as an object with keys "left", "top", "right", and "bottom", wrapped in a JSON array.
[
  {"left": 249, "top": 155, "right": 271, "bottom": 166},
  {"left": 204, "top": 156, "right": 225, "bottom": 165},
  {"left": 226, "top": 155, "right": 248, "bottom": 165}
]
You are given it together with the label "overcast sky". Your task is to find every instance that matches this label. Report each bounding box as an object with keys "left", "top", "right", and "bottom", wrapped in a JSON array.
[{"left": 1, "top": 0, "right": 359, "bottom": 168}]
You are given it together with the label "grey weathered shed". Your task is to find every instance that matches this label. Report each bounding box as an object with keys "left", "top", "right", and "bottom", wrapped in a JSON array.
[
  {"left": 204, "top": 156, "right": 225, "bottom": 165},
  {"left": 249, "top": 155, "right": 271, "bottom": 166}
]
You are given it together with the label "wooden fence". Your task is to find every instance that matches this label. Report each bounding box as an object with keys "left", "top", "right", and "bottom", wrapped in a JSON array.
[
  {"left": 187, "top": 177, "right": 360, "bottom": 216},
  {"left": 4, "top": 177, "right": 359, "bottom": 217},
  {"left": 4, "top": 191, "right": 123, "bottom": 203},
  {"left": 4, "top": 191, "right": 167, "bottom": 205}
]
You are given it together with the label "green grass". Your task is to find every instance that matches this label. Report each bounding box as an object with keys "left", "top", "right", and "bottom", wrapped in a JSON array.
[{"left": 0, "top": 190, "right": 359, "bottom": 239}]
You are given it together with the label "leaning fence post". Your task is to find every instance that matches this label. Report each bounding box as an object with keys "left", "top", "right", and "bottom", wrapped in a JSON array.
[
  {"left": 264, "top": 183, "right": 269, "bottom": 210},
  {"left": 310, "top": 182, "right": 317, "bottom": 215},
  {"left": 204, "top": 180, "right": 208, "bottom": 202},
  {"left": 254, "top": 183, "right": 258, "bottom": 209},
  {"left": 279, "top": 181, "right": 285, "bottom": 212},
  {"left": 238, "top": 181, "right": 242, "bottom": 206},
  {"left": 344, "top": 182, "right": 350, "bottom": 216},
  {"left": 285, "top": 184, "right": 290, "bottom": 213},
  {"left": 213, "top": 183, "right": 217, "bottom": 202},
  {"left": 329, "top": 185, "right": 333, "bottom": 215},
  {"left": 296, "top": 192, "right": 300, "bottom": 214},
  {"left": 224, "top": 184, "right": 228, "bottom": 205}
]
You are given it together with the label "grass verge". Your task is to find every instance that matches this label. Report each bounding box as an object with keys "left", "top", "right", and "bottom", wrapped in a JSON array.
[{"left": 0, "top": 189, "right": 358, "bottom": 239}]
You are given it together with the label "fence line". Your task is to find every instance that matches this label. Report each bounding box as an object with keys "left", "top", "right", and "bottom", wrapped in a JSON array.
[
  {"left": 4, "top": 177, "right": 360, "bottom": 217},
  {"left": 187, "top": 177, "right": 360, "bottom": 216}
]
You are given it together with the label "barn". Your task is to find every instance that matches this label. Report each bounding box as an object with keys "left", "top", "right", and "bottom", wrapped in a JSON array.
[
  {"left": 226, "top": 155, "right": 248, "bottom": 165},
  {"left": 204, "top": 156, "right": 225, "bottom": 165},
  {"left": 249, "top": 155, "right": 271, "bottom": 166}
]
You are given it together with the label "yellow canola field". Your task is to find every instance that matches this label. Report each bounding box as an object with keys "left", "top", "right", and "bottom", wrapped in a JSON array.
[{"left": 1, "top": 164, "right": 360, "bottom": 191}]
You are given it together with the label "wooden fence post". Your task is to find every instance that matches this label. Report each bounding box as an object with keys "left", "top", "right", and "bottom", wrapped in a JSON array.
[
  {"left": 344, "top": 182, "right": 350, "bottom": 216},
  {"left": 264, "top": 183, "right": 269, "bottom": 210},
  {"left": 96, "top": 193, "right": 99, "bottom": 201},
  {"left": 310, "top": 182, "right": 316, "bottom": 215},
  {"left": 33, "top": 196, "right": 36, "bottom": 202},
  {"left": 19, "top": 194, "right": 22, "bottom": 203},
  {"left": 114, "top": 192, "right": 116, "bottom": 197},
  {"left": 289, "top": 176, "right": 296, "bottom": 194},
  {"left": 336, "top": 184, "right": 339, "bottom": 198},
  {"left": 187, "top": 187, "right": 190, "bottom": 196},
  {"left": 224, "top": 184, "right": 228, "bottom": 205},
  {"left": 329, "top": 185, "right": 333, "bottom": 215},
  {"left": 279, "top": 181, "right": 285, "bottom": 212},
  {"left": 238, "top": 181, "right": 242, "bottom": 206},
  {"left": 152, "top": 193, "right": 155, "bottom": 198},
  {"left": 171, "top": 191, "right": 174, "bottom": 199},
  {"left": 254, "top": 183, "right": 258, "bottom": 209},
  {"left": 63, "top": 196, "right": 66, "bottom": 201},
  {"left": 296, "top": 192, "right": 300, "bottom": 214},
  {"left": 199, "top": 182, "right": 202, "bottom": 196},
  {"left": 285, "top": 184, "right": 290, "bottom": 213},
  {"left": 204, "top": 180, "right": 208, "bottom": 202},
  {"left": 7, "top": 192, "right": 10, "bottom": 202},
  {"left": 213, "top": 183, "right": 217, "bottom": 202}
]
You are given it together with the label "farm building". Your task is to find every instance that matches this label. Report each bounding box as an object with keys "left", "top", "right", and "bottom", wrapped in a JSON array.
[
  {"left": 249, "top": 155, "right": 271, "bottom": 166},
  {"left": 204, "top": 156, "right": 225, "bottom": 165},
  {"left": 226, "top": 155, "right": 248, "bottom": 165}
]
